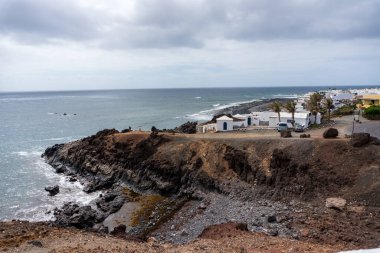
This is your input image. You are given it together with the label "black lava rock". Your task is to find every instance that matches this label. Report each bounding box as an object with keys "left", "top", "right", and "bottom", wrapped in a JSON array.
[{"left": 45, "top": 185, "right": 59, "bottom": 196}]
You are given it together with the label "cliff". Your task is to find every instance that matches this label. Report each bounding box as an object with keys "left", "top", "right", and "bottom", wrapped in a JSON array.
[
  {"left": 41, "top": 129, "right": 380, "bottom": 247},
  {"left": 43, "top": 129, "right": 379, "bottom": 204}
]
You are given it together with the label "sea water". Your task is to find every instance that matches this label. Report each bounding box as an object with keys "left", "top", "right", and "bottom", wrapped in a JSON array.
[{"left": 0, "top": 86, "right": 372, "bottom": 220}]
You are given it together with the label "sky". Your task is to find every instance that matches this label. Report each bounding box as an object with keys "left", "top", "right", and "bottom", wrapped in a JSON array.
[{"left": 0, "top": 0, "right": 379, "bottom": 91}]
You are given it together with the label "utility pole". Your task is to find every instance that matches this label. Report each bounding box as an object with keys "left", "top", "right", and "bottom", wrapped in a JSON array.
[{"left": 352, "top": 117, "right": 355, "bottom": 135}]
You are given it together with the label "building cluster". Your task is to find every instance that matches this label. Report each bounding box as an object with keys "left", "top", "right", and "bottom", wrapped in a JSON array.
[{"left": 197, "top": 87, "right": 380, "bottom": 133}]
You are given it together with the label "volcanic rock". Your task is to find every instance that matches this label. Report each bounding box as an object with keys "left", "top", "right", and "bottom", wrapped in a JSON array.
[
  {"left": 323, "top": 128, "right": 339, "bottom": 138},
  {"left": 44, "top": 185, "right": 59, "bottom": 196},
  {"left": 351, "top": 133, "right": 371, "bottom": 147},
  {"left": 53, "top": 202, "right": 104, "bottom": 229}
]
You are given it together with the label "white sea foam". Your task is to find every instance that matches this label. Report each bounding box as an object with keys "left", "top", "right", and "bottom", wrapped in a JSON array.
[
  {"left": 13, "top": 151, "right": 41, "bottom": 157},
  {"left": 10, "top": 158, "right": 101, "bottom": 222},
  {"left": 272, "top": 94, "right": 299, "bottom": 99},
  {"left": 194, "top": 96, "right": 202, "bottom": 99}
]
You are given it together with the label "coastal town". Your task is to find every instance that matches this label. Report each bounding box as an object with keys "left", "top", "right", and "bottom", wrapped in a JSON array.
[{"left": 196, "top": 87, "right": 380, "bottom": 135}]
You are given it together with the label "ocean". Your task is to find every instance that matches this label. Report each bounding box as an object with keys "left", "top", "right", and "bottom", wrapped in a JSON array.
[{"left": 0, "top": 86, "right": 373, "bottom": 221}]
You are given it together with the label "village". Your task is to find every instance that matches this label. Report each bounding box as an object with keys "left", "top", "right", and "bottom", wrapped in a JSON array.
[{"left": 196, "top": 88, "right": 380, "bottom": 136}]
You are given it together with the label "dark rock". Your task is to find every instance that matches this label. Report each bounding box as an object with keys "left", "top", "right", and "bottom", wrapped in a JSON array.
[
  {"left": 110, "top": 224, "right": 126, "bottom": 236},
  {"left": 280, "top": 130, "right": 292, "bottom": 138},
  {"left": 174, "top": 121, "right": 197, "bottom": 134},
  {"left": 28, "top": 240, "right": 43, "bottom": 247},
  {"left": 53, "top": 202, "right": 104, "bottom": 229},
  {"left": 55, "top": 164, "right": 65, "bottom": 174},
  {"left": 235, "top": 223, "right": 248, "bottom": 231},
  {"left": 267, "top": 215, "right": 277, "bottom": 223},
  {"left": 69, "top": 177, "right": 77, "bottom": 182},
  {"left": 370, "top": 136, "right": 380, "bottom": 146},
  {"left": 351, "top": 133, "right": 370, "bottom": 147},
  {"left": 198, "top": 202, "right": 207, "bottom": 210},
  {"left": 45, "top": 185, "right": 59, "bottom": 196},
  {"left": 268, "top": 229, "right": 279, "bottom": 236},
  {"left": 96, "top": 192, "right": 125, "bottom": 214},
  {"left": 300, "top": 134, "right": 310, "bottom": 138},
  {"left": 323, "top": 128, "right": 338, "bottom": 138}
]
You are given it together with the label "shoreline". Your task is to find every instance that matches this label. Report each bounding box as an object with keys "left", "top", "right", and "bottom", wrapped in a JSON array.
[{"left": 213, "top": 98, "right": 292, "bottom": 115}]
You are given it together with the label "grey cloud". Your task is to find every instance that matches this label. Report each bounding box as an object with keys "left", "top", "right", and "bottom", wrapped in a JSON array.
[
  {"left": 0, "top": 0, "right": 99, "bottom": 42},
  {"left": 0, "top": 0, "right": 379, "bottom": 48}
]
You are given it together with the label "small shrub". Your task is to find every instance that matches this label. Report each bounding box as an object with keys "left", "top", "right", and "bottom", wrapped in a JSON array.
[
  {"left": 333, "top": 105, "right": 354, "bottom": 116},
  {"left": 363, "top": 106, "right": 380, "bottom": 120}
]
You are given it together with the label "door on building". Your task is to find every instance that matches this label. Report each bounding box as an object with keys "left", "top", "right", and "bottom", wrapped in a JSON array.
[
  {"left": 223, "top": 122, "right": 227, "bottom": 130},
  {"left": 247, "top": 117, "right": 251, "bottom": 126}
]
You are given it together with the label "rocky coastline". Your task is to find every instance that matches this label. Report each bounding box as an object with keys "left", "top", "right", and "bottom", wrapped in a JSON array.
[
  {"left": 214, "top": 98, "right": 291, "bottom": 115},
  {"left": 36, "top": 127, "right": 380, "bottom": 250}
]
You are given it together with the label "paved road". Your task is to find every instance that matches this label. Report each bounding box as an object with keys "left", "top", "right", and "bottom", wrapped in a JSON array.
[{"left": 345, "top": 120, "right": 380, "bottom": 139}]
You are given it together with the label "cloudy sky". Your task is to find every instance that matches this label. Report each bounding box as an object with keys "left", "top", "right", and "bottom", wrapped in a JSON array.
[{"left": 0, "top": 0, "right": 379, "bottom": 91}]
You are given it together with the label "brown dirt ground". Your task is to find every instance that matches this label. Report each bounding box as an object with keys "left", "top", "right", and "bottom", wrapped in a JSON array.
[{"left": 0, "top": 221, "right": 353, "bottom": 253}]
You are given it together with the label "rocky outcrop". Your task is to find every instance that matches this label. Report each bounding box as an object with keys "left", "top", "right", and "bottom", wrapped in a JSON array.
[
  {"left": 351, "top": 133, "right": 371, "bottom": 147},
  {"left": 174, "top": 121, "right": 197, "bottom": 134},
  {"left": 44, "top": 185, "right": 59, "bottom": 196},
  {"left": 323, "top": 128, "right": 338, "bottom": 138},
  {"left": 43, "top": 130, "right": 380, "bottom": 207},
  {"left": 53, "top": 202, "right": 105, "bottom": 229}
]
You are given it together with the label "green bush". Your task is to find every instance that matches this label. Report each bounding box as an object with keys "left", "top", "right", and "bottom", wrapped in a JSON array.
[
  {"left": 333, "top": 105, "right": 354, "bottom": 116},
  {"left": 364, "top": 106, "right": 380, "bottom": 120}
]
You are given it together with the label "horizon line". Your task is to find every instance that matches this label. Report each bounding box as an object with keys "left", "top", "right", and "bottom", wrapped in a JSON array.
[{"left": 0, "top": 84, "right": 379, "bottom": 93}]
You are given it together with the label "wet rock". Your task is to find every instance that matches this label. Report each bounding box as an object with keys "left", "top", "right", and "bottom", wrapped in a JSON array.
[
  {"left": 44, "top": 185, "right": 59, "bottom": 196},
  {"left": 28, "top": 240, "right": 43, "bottom": 247},
  {"left": 326, "top": 197, "right": 346, "bottom": 210},
  {"left": 323, "top": 128, "right": 338, "bottom": 138},
  {"left": 351, "top": 133, "right": 371, "bottom": 147}
]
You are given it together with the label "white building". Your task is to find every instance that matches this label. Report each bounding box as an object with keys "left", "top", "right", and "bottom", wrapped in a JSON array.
[
  {"left": 216, "top": 115, "right": 233, "bottom": 131},
  {"left": 268, "top": 112, "right": 311, "bottom": 128}
]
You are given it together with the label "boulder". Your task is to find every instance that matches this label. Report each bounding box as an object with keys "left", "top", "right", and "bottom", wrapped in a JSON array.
[
  {"left": 174, "top": 121, "right": 197, "bottom": 134},
  {"left": 300, "top": 134, "right": 310, "bottom": 138},
  {"left": 45, "top": 185, "right": 59, "bottom": 196},
  {"left": 267, "top": 215, "right": 277, "bottom": 223},
  {"left": 326, "top": 197, "right": 346, "bottom": 210},
  {"left": 280, "top": 130, "right": 292, "bottom": 138},
  {"left": 54, "top": 202, "right": 104, "bottom": 228},
  {"left": 323, "top": 128, "right": 338, "bottom": 138},
  {"left": 351, "top": 133, "right": 371, "bottom": 147},
  {"left": 96, "top": 192, "right": 125, "bottom": 214},
  {"left": 110, "top": 224, "right": 126, "bottom": 236}
]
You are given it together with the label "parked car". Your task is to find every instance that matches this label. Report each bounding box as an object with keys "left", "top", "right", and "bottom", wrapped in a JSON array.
[
  {"left": 294, "top": 123, "right": 305, "bottom": 132},
  {"left": 277, "top": 122, "right": 288, "bottom": 132}
]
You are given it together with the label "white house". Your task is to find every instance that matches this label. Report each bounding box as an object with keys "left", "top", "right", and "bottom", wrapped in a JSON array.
[
  {"left": 216, "top": 115, "right": 233, "bottom": 131},
  {"left": 196, "top": 123, "right": 216, "bottom": 133},
  {"left": 268, "top": 112, "right": 311, "bottom": 128}
]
